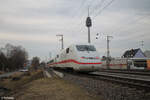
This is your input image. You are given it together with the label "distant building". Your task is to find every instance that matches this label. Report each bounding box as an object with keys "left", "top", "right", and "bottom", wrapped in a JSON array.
[{"left": 122, "top": 48, "right": 146, "bottom": 58}]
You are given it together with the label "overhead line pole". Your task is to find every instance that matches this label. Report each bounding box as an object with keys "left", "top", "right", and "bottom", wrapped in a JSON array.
[
  {"left": 56, "top": 34, "right": 64, "bottom": 50},
  {"left": 106, "top": 35, "right": 113, "bottom": 69},
  {"left": 86, "top": 7, "right": 92, "bottom": 43},
  {"left": 95, "top": 33, "right": 113, "bottom": 69},
  {"left": 141, "top": 40, "right": 144, "bottom": 49}
]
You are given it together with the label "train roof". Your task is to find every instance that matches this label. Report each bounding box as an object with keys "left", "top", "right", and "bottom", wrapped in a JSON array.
[{"left": 55, "top": 43, "right": 97, "bottom": 56}]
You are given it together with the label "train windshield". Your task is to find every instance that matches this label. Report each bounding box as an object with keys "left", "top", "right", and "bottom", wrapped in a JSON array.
[{"left": 76, "top": 45, "right": 96, "bottom": 51}]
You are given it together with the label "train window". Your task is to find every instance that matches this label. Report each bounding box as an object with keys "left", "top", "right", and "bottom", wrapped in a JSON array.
[
  {"left": 76, "top": 45, "right": 96, "bottom": 51},
  {"left": 66, "top": 48, "right": 69, "bottom": 54},
  {"left": 133, "top": 60, "right": 147, "bottom": 68}
]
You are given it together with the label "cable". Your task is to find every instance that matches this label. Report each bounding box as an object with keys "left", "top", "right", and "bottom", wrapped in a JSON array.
[
  {"left": 63, "top": 0, "right": 91, "bottom": 35},
  {"left": 90, "top": 0, "right": 106, "bottom": 15},
  {"left": 113, "top": 14, "right": 150, "bottom": 34},
  {"left": 71, "top": 0, "right": 88, "bottom": 18},
  {"left": 93, "top": 0, "right": 115, "bottom": 18}
]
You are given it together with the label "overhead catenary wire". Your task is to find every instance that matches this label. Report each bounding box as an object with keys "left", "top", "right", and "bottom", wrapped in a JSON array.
[
  {"left": 61, "top": 0, "right": 90, "bottom": 40},
  {"left": 63, "top": 0, "right": 115, "bottom": 43},
  {"left": 71, "top": 0, "right": 97, "bottom": 19},
  {"left": 65, "top": 0, "right": 93, "bottom": 32},
  {"left": 67, "top": 0, "right": 109, "bottom": 44},
  {"left": 93, "top": 0, "right": 115, "bottom": 18},
  {"left": 90, "top": 0, "right": 149, "bottom": 44},
  {"left": 90, "top": 0, "right": 106, "bottom": 15},
  {"left": 71, "top": 0, "right": 88, "bottom": 18},
  {"left": 112, "top": 14, "right": 150, "bottom": 35},
  {"left": 88, "top": 0, "right": 149, "bottom": 54},
  {"left": 70, "top": 0, "right": 107, "bottom": 33}
]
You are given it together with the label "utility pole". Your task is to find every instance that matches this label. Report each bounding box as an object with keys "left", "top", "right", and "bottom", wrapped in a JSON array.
[
  {"left": 56, "top": 34, "right": 64, "bottom": 50},
  {"left": 86, "top": 7, "right": 92, "bottom": 43},
  {"left": 95, "top": 33, "right": 113, "bottom": 69},
  {"left": 106, "top": 35, "right": 113, "bottom": 69},
  {"left": 140, "top": 40, "right": 144, "bottom": 49}
]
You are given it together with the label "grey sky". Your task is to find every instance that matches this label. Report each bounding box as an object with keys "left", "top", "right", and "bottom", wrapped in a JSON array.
[{"left": 0, "top": 0, "right": 150, "bottom": 61}]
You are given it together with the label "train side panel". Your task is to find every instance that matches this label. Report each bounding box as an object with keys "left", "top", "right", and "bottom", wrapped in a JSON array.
[
  {"left": 101, "top": 59, "right": 127, "bottom": 69},
  {"left": 101, "top": 58, "right": 150, "bottom": 70}
]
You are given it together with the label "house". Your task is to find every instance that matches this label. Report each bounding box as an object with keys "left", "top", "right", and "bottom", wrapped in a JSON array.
[{"left": 122, "top": 48, "right": 146, "bottom": 58}]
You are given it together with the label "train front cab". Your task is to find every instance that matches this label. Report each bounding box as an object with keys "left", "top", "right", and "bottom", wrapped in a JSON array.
[{"left": 74, "top": 44, "right": 102, "bottom": 72}]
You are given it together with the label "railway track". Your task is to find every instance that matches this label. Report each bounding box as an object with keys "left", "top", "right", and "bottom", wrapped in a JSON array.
[
  {"left": 55, "top": 69, "right": 150, "bottom": 91},
  {"left": 90, "top": 72, "right": 150, "bottom": 91},
  {"left": 52, "top": 68, "right": 150, "bottom": 100},
  {"left": 98, "top": 69, "right": 150, "bottom": 76}
]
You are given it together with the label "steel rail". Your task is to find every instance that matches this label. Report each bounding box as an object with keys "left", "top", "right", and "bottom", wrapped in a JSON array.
[
  {"left": 89, "top": 72, "right": 150, "bottom": 90},
  {"left": 99, "top": 69, "right": 150, "bottom": 76},
  {"left": 55, "top": 69, "right": 150, "bottom": 91}
]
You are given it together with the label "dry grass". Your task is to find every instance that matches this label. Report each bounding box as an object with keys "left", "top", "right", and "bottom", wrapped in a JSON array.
[
  {"left": 11, "top": 72, "right": 24, "bottom": 78},
  {"left": 0, "top": 69, "right": 43, "bottom": 90},
  {"left": 1, "top": 70, "right": 103, "bottom": 100},
  {"left": 14, "top": 78, "right": 102, "bottom": 100}
]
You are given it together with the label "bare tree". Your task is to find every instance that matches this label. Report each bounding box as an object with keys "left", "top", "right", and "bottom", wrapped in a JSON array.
[
  {"left": 0, "top": 52, "right": 8, "bottom": 71},
  {"left": 0, "top": 43, "right": 28, "bottom": 71},
  {"left": 31, "top": 57, "right": 40, "bottom": 70}
]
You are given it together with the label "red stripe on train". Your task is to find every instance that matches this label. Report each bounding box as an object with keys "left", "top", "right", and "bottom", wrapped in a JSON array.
[{"left": 48, "top": 59, "right": 102, "bottom": 66}]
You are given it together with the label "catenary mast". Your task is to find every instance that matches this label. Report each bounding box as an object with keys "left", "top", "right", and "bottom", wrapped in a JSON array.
[{"left": 86, "top": 7, "right": 92, "bottom": 43}]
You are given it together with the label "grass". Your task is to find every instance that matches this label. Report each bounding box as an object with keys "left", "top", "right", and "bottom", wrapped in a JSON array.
[
  {"left": 0, "top": 69, "right": 43, "bottom": 92},
  {"left": 13, "top": 78, "right": 102, "bottom": 100},
  {"left": 1, "top": 70, "right": 103, "bottom": 100}
]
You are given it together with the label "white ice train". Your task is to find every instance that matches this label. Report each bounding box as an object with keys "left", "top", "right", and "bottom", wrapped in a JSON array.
[{"left": 47, "top": 44, "right": 102, "bottom": 72}]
